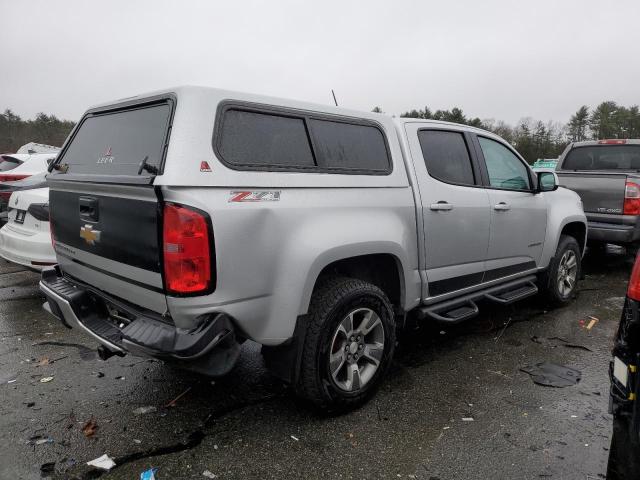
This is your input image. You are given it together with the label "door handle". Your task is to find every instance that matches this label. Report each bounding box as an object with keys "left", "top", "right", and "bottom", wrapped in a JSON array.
[
  {"left": 430, "top": 201, "right": 453, "bottom": 211},
  {"left": 494, "top": 202, "right": 510, "bottom": 211}
]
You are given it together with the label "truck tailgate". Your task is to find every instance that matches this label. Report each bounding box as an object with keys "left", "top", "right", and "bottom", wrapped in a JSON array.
[
  {"left": 49, "top": 181, "right": 167, "bottom": 314},
  {"left": 557, "top": 172, "right": 626, "bottom": 214}
]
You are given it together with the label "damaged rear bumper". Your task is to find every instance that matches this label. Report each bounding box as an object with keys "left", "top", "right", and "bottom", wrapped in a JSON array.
[{"left": 39, "top": 267, "right": 240, "bottom": 376}]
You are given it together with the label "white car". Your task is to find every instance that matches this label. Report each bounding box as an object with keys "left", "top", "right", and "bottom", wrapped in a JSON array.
[
  {"left": 0, "top": 153, "right": 56, "bottom": 183},
  {"left": 0, "top": 187, "right": 55, "bottom": 270}
]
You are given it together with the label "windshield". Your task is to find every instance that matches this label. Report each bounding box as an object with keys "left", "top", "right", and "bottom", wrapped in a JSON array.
[
  {"left": 563, "top": 145, "right": 640, "bottom": 171},
  {"left": 0, "top": 156, "right": 22, "bottom": 172},
  {"left": 56, "top": 102, "right": 172, "bottom": 176}
]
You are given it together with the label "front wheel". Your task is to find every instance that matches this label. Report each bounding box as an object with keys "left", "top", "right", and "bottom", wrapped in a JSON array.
[
  {"left": 296, "top": 276, "right": 396, "bottom": 411},
  {"left": 539, "top": 234, "right": 581, "bottom": 306}
]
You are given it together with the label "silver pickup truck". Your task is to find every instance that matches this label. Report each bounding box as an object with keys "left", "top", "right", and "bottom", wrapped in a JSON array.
[
  {"left": 556, "top": 139, "right": 640, "bottom": 248},
  {"left": 40, "top": 86, "right": 587, "bottom": 409}
]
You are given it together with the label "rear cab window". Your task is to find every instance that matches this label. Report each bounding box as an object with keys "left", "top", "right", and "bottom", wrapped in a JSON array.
[
  {"left": 51, "top": 99, "right": 174, "bottom": 181},
  {"left": 214, "top": 103, "right": 392, "bottom": 175},
  {"left": 562, "top": 145, "right": 640, "bottom": 171}
]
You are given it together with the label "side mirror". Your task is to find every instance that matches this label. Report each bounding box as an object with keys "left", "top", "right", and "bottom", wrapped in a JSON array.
[{"left": 537, "top": 171, "right": 558, "bottom": 192}]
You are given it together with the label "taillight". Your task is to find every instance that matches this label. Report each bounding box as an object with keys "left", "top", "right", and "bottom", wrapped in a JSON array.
[
  {"left": 0, "top": 174, "right": 29, "bottom": 182},
  {"left": 628, "top": 253, "right": 640, "bottom": 301},
  {"left": 624, "top": 181, "right": 640, "bottom": 215},
  {"left": 162, "top": 203, "right": 213, "bottom": 295}
]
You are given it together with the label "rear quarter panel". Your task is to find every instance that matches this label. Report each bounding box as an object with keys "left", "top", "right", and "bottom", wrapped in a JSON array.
[{"left": 162, "top": 186, "right": 420, "bottom": 345}]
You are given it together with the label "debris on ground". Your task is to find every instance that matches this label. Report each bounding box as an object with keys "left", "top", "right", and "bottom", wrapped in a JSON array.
[
  {"left": 38, "top": 357, "right": 51, "bottom": 366},
  {"left": 133, "top": 406, "right": 157, "bottom": 415},
  {"left": 290, "top": 435, "right": 299, "bottom": 441},
  {"left": 202, "top": 471, "right": 217, "bottom": 479},
  {"left": 520, "top": 362, "right": 581, "bottom": 387},
  {"left": 28, "top": 435, "right": 53, "bottom": 446},
  {"left": 462, "top": 417, "right": 474, "bottom": 422},
  {"left": 140, "top": 467, "right": 158, "bottom": 480},
  {"left": 92, "top": 371, "right": 105, "bottom": 378},
  {"left": 115, "top": 376, "right": 125, "bottom": 380},
  {"left": 40, "top": 462, "right": 55, "bottom": 475},
  {"left": 165, "top": 387, "right": 192, "bottom": 408},
  {"left": 86, "top": 454, "right": 116, "bottom": 471},
  {"left": 579, "top": 316, "right": 599, "bottom": 330},
  {"left": 39, "top": 376, "right": 54, "bottom": 383},
  {"left": 531, "top": 336, "right": 592, "bottom": 352},
  {"left": 81, "top": 418, "right": 99, "bottom": 438},
  {"left": 7, "top": 379, "right": 16, "bottom": 384}
]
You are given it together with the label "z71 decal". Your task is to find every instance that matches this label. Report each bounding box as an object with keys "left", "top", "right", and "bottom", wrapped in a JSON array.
[{"left": 229, "top": 191, "right": 281, "bottom": 203}]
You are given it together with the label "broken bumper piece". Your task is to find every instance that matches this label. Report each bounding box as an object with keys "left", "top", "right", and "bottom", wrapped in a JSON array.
[{"left": 39, "top": 267, "right": 240, "bottom": 376}]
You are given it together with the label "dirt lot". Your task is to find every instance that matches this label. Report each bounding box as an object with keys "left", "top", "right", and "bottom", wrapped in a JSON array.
[{"left": 0, "top": 249, "right": 631, "bottom": 480}]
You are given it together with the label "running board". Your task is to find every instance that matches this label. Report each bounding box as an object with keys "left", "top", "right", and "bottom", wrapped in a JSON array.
[
  {"left": 484, "top": 281, "right": 538, "bottom": 304},
  {"left": 418, "top": 275, "right": 537, "bottom": 324}
]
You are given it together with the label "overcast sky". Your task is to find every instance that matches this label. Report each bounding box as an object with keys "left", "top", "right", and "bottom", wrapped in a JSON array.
[{"left": 1, "top": 0, "right": 639, "bottom": 125}]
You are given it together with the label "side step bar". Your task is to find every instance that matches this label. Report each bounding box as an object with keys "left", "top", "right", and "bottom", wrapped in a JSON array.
[{"left": 418, "top": 275, "right": 538, "bottom": 324}]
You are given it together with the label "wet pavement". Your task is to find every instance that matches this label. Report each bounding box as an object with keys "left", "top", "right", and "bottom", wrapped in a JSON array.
[{"left": 0, "top": 249, "right": 632, "bottom": 480}]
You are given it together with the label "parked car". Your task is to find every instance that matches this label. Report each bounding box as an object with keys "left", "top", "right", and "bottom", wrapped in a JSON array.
[
  {"left": 0, "top": 187, "right": 55, "bottom": 270},
  {"left": 40, "top": 86, "right": 587, "bottom": 409},
  {"left": 0, "top": 153, "right": 56, "bottom": 183},
  {"left": 556, "top": 139, "right": 640, "bottom": 248},
  {"left": 0, "top": 172, "right": 48, "bottom": 225},
  {"left": 608, "top": 252, "right": 640, "bottom": 479}
]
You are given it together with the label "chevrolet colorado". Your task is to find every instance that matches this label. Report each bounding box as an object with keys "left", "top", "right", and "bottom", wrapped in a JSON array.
[{"left": 40, "top": 86, "right": 587, "bottom": 409}]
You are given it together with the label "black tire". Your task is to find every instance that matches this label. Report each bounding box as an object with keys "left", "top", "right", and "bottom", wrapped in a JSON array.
[
  {"left": 607, "top": 415, "right": 640, "bottom": 480},
  {"left": 539, "top": 234, "right": 581, "bottom": 307},
  {"left": 296, "top": 276, "right": 396, "bottom": 411}
]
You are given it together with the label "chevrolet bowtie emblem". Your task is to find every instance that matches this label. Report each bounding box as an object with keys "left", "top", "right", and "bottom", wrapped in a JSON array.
[{"left": 80, "top": 224, "right": 101, "bottom": 245}]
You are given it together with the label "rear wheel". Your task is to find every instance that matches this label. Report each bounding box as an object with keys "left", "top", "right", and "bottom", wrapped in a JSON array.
[
  {"left": 296, "top": 276, "right": 395, "bottom": 411},
  {"left": 539, "top": 235, "right": 581, "bottom": 306}
]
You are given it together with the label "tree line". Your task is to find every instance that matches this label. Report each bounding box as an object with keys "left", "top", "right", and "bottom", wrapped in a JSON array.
[
  {"left": 372, "top": 101, "right": 640, "bottom": 164},
  {"left": 0, "top": 109, "right": 75, "bottom": 153},
  {"left": 1, "top": 102, "right": 638, "bottom": 164}
]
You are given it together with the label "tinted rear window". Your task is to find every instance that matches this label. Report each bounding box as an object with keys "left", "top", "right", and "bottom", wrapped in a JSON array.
[
  {"left": 218, "top": 110, "right": 315, "bottom": 167},
  {"left": 562, "top": 145, "right": 640, "bottom": 171},
  {"left": 309, "top": 119, "right": 389, "bottom": 171},
  {"left": 418, "top": 130, "right": 475, "bottom": 185},
  {"left": 0, "top": 156, "right": 22, "bottom": 172},
  {"left": 216, "top": 106, "right": 391, "bottom": 174},
  {"left": 58, "top": 103, "right": 172, "bottom": 176}
]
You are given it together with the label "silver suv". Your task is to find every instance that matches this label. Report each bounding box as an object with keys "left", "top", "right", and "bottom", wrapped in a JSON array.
[{"left": 41, "top": 86, "right": 587, "bottom": 409}]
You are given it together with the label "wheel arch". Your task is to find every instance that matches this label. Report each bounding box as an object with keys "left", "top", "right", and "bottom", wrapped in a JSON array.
[{"left": 299, "top": 245, "right": 409, "bottom": 317}]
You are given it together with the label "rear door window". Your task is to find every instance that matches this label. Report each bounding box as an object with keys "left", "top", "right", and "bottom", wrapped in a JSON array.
[
  {"left": 562, "top": 145, "right": 640, "bottom": 170},
  {"left": 417, "top": 130, "right": 475, "bottom": 185},
  {"left": 216, "top": 105, "right": 391, "bottom": 174},
  {"left": 57, "top": 102, "right": 172, "bottom": 176},
  {"left": 478, "top": 137, "right": 531, "bottom": 191}
]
